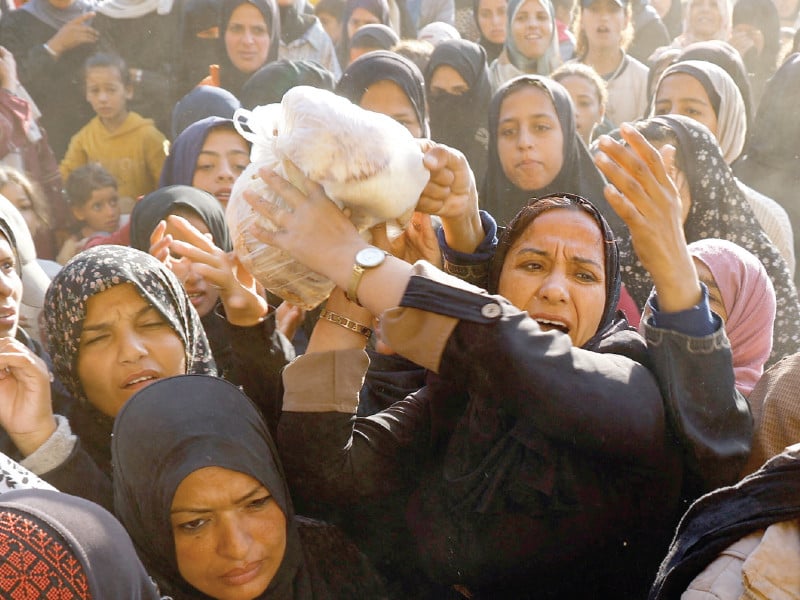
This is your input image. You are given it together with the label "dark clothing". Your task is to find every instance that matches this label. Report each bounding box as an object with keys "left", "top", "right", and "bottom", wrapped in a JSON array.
[
  {"left": 628, "top": 0, "right": 671, "bottom": 64},
  {"left": 240, "top": 58, "right": 336, "bottom": 110},
  {"left": 0, "top": 10, "right": 94, "bottom": 158},
  {"left": 650, "top": 444, "right": 800, "bottom": 600}
]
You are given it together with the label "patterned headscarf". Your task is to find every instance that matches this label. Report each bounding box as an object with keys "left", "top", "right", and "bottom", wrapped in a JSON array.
[
  {"left": 43, "top": 245, "right": 216, "bottom": 403},
  {"left": 630, "top": 115, "right": 800, "bottom": 363},
  {"left": 689, "top": 238, "right": 775, "bottom": 395},
  {"left": 0, "top": 489, "right": 160, "bottom": 599}
]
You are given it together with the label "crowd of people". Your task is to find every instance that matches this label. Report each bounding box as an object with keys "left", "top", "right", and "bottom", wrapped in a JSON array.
[{"left": 0, "top": 0, "right": 798, "bottom": 597}]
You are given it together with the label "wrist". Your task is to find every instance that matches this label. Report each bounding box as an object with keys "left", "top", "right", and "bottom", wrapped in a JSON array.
[
  {"left": 440, "top": 209, "right": 484, "bottom": 254},
  {"left": 43, "top": 41, "right": 60, "bottom": 58},
  {"left": 13, "top": 417, "right": 57, "bottom": 457}
]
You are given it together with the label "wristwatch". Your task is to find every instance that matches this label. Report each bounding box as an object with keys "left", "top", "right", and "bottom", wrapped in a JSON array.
[{"left": 346, "top": 246, "right": 387, "bottom": 306}]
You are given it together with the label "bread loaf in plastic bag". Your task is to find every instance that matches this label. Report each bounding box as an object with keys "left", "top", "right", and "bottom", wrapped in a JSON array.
[{"left": 226, "top": 85, "right": 430, "bottom": 309}]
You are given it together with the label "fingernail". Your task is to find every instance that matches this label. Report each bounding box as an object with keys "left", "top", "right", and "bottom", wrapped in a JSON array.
[{"left": 620, "top": 123, "right": 634, "bottom": 134}]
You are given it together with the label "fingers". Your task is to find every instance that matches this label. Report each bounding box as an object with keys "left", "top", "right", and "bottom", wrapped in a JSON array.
[
  {"left": 165, "top": 215, "right": 217, "bottom": 253},
  {"left": 72, "top": 11, "right": 96, "bottom": 24}
]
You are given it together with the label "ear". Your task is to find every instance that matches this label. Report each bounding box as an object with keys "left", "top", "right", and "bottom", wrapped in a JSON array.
[
  {"left": 125, "top": 84, "right": 134, "bottom": 101},
  {"left": 71, "top": 205, "right": 86, "bottom": 222}
]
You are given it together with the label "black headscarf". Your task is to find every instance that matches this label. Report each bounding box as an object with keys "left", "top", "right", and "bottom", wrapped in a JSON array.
[
  {"left": 178, "top": 0, "right": 224, "bottom": 94},
  {"left": 0, "top": 489, "right": 161, "bottom": 599},
  {"left": 171, "top": 85, "right": 241, "bottom": 140},
  {"left": 732, "top": 0, "right": 781, "bottom": 97},
  {"left": 219, "top": 0, "right": 281, "bottom": 97},
  {"left": 349, "top": 22, "right": 399, "bottom": 49},
  {"left": 130, "top": 185, "right": 233, "bottom": 253},
  {"left": 337, "top": 0, "right": 390, "bottom": 65},
  {"left": 482, "top": 75, "right": 617, "bottom": 230},
  {"left": 240, "top": 59, "right": 336, "bottom": 109},
  {"left": 425, "top": 39, "right": 491, "bottom": 189},
  {"left": 336, "top": 50, "right": 430, "bottom": 137},
  {"left": 632, "top": 114, "right": 800, "bottom": 363},
  {"left": 678, "top": 40, "right": 754, "bottom": 128},
  {"left": 473, "top": 0, "right": 504, "bottom": 63},
  {"left": 112, "top": 374, "right": 308, "bottom": 600}
]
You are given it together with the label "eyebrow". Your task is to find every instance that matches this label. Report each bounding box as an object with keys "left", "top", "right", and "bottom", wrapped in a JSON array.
[
  {"left": 515, "top": 247, "right": 604, "bottom": 270},
  {"left": 81, "top": 304, "right": 157, "bottom": 333},
  {"left": 171, "top": 484, "right": 268, "bottom": 514}
]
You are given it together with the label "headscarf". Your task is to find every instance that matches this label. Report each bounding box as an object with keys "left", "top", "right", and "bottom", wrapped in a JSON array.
[
  {"left": 734, "top": 54, "right": 800, "bottom": 270},
  {"left": 0, "top": 489, "right": 161, "bottom": 599},
  {"left": 425, "top": 39, "right": 491, "bottom": 189},
  {"left": 630, "top": 114, "right": 800, "bottom": 363},
  {"left": 130, "top": 185, "right": 233, "bottom": 253},
  {"left": 278, "top": 0, "right": 315, "bottom": 44},
  {"left": 159, "top": 116, "right": 246, "bottom": 187},
  {"left": 96, "top": 0, "right": 174, "bottom": 18},
  {"left": 418, "top": 21, "right": 461, "bottom": 45},
  {"left": 732, "top": 0, "right": 781, "bottom": 93},
  {"left": 676, "top": 0, "right": 731, "bottom": 47},
  {"left": 112, "top": 374, "right": 307, "bottom": 600},
  {"left": 20, "top": 0, "right": 96, "bottom": 29},
  {"left": 338, "top": 0, "right": 391, "bottom": 64},
  {"left": 473, "top": 0, "right": 506, "bottom": 62},
  {"left": 654, "top": 60, "right": 747, "bottom": 164},
  {"left": 240, "top": 59, "right": 336, "bottom": 109},
  {"left": 688, "top": 238, "right": 775, "bottom": 395},
  {"left": 219, "top": 0, "right": 281, "bottom": 97},
  {"left": 482, "top": 75, "right": 620, "bottom": 233},
  {"left": 503, "top": 0, "right": 560, "bottom": 75},
  {"left": 349, "top": 22, "right": 399, "bottom": 49},
  {"left": 171, "top": 85, "right": 241, "bottom": 140},
  {"left": 487, "top": 193, "right": 623, "bottom": 349},
  {"left": 178, "top": 0, "right": 223, "bottom": 92},
  {"left": 43, "top": 245, "right": 216, "bottom": 404},
  {"left": 678, "top": 40, "right": 753, "bottom": 128},
  {"left": 336, "top": 50, "right": 430, "bottom": 137}
]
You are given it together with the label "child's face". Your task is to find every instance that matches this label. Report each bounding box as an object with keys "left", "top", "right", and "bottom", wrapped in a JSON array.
[
  {"left": 85, "top": 66, "right": 132, "bottom": 126},
  {"left": 72, "top": 186, "right": 121, "bottom": 234}
]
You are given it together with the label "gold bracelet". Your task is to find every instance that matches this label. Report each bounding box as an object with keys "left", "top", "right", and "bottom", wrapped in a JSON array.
[{"left": 318, "top": 308, "right": 372, "bottom": 338}]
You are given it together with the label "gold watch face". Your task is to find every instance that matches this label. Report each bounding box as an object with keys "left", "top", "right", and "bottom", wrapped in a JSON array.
[{"left": 356, "top": 247, "right": 386, "bottom": 268}]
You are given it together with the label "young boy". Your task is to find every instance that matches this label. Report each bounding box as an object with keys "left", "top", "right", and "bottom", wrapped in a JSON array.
[
  {"left": 59, "top": 53, "right": 168, "bottom": 213},
  {"left": 56, "top": 164, "right": 124, "bottom": 265}
]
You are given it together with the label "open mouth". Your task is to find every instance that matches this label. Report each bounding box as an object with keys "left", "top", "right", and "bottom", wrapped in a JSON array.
[
  {"left": 124, "top": 375, "right": 157, "bottom": 389},
  {"left": 535, "top": 318, "right": 569, "bottom": 335}
]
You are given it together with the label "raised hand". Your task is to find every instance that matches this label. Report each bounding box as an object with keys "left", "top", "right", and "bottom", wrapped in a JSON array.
[{"left": 46, "top": 13, "right": 99, "bottom": 56}]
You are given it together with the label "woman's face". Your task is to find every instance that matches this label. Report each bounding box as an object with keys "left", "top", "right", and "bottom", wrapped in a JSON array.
[
  {"left": 359, "top": 80, "right": 423, "bottom": 138},
  {"left": 581, "top": 0, "right": 628, "bottom": 50},
  {"left": 558, "top": 74, "right": 604, "bottom": 144},
  {"left": 478, "top": 0, "right": 508, "bottom": 44},
  {"left": 511, "top": 0, "right": 554, "bottom": 60},
  {"left": 497, "top": 85, "right": 564, "bottom": 191},
  {"left": 0, "top": 182, "right": 42, "bottom": 236},
  {"left": 0, "top": 234, "right": 21, "bottom": 339},
  {"left": 429, "top": 65, "right": 470, "bottom": 97},
  {"left": 192, "top": 128, "right": 250, "bottom": 207},
  {"left": 225, "top": 3, "right": 271, "bottom": 74},
  {"left": 688, "top": 0, "right": 723, "bottom": 39},
  {"left": 498, "top": 207, "right": 606, "bottom": 347},
  {"left": 347, "top": 7, "right": 381, "bottom": 40},
  {"left": 317, "top": 11, "right": 342, "bottom": 45},
  {"left": 654, "top": 73, "right": 719, "bottom": 137},
  {"left": 171, "top": 466, "right": 287, "bottom": 600},
  {"left": 164, "top": 210, "right": 221, "bottom": 317},
  {"left": 693, "top": 257, "right": 728, "bottom": 320},
  {"left": 76, "top": 283, "right": 186, "bottom": 417}
]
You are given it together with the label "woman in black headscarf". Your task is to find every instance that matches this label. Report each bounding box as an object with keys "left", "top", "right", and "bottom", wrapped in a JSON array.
[
  {"left": 425, "top": 38, "right": 491, "bottom": 190},
  {"left": 336, "top": 0, "right": 390, "bottom": 67},
  {"left": 240, "top": 58, "right": 336, "bottom": 110},
  {"left": 473, "top": 0, "right": 507, "bottom": 63},
  {"left": 730, "top": 0, "right": 781, "bottom": 103},
  {"left": 626, "top": 114, "right": 800, "bottom": 363},
  {"left": 176, "top": 0, "right": 223, "bottom": 97},
  {"left": 112, "top": 374, "right": 386, "bottom": 600},
  {"left": 336, "top": 50, "right": 429, "bottom": 138},
  {"left": 0, "top": 489, "right": 161, "bottom": 599},
  {"left": 217, "top": 0, "right": 281, "bottom": 98},
  {"left": 171, "top": 85, "right": 241, "bottom": 140}
]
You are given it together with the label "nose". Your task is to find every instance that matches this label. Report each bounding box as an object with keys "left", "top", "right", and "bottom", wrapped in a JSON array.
[
  {"left": 217, "top": 159, "right": 236, "bottom": 182},
  {"left": 242, "top": 28, "right": 255, "bottom": 44},
  {"left": 0, "top": 270, "right": 14, "bottom": 297},
  {"left": 537, "top": 271, "right": 569, "bottom": 304},
  {"left": 217, "top": 518, "right": 250, "bottom": 560},
  {"left": 518, "top": 126, "right": 535, "bottom": 149},
  {"left": 117, "top": 327, "right": 148, "bottom": 364}
]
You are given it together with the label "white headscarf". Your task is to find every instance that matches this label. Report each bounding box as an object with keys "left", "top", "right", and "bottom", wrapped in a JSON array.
[
  {"left": 21, "top": 0, "right": 97, "bottom": 29},
  {"left": 96, "top": 0, "right": 175, "bottom": 18}
]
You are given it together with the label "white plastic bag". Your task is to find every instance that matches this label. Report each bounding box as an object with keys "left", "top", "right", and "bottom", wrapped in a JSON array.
[{"left": 226, "top": 86, "right": 429, "bottom": 309}]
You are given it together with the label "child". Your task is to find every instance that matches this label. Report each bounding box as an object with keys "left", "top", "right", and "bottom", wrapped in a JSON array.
[
  {"left": 59, "top": 53, "right": 168, "bottom": 214},
  {"left": 57, "top": 164, "right": 125, "bottom": 265},
  {"left": 551, "top": 61, "right": 611, "bottom": 144}
]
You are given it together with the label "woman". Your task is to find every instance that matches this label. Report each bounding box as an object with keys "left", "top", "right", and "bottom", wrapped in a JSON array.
[
  {"left": 336, "top": 0, "right": 390, "bottom": 67},
  {"left": 0, "top": 166, "right": 57, "bottom": 261},
  {"left": 216, "top": 0, "right": 280, "bottom": 98},
  {"left": 0, "top": 0, "right": 97, "bottom": 157},
  {"left": 336, "top": 50, "right": 429, "bottom": 138},
  {"left": 112, "top": 374, "right": 387, "bottom": 600},
  {"left": 481, "top": 75, "right": 620, "bottom": 230},
  {"left": 623, "top": 115, "right": 800, "bottom": 363},
  {"left": 734, "top": 54, "right": 800, "bottom": 286},
  {"left": 488, "top": 0, "right": 561, "bottom": 90},
  {"left": 276, "top": 0, "right": 340, "bottom": 78},
  {"left": 424, "top": 39, "right": 491, "bottom": 189},
  {"left": 347, "top": 22, "right": 398, "bottom": 63},
  {"left": 130, "top": 185, "right": 295, "bottom": 408},
  {"left": 171, "top": 85, "right": 241, "bottom": 140},
  {"left": 671, "top": 0, "right": 731, "bottom": 48},
  {"left": 652, "top": 59, "right": 795, "bottom": 275},
  {"left": 474, "top": 0, "right": 508, "bottom": 63},
  {"left": 244, "top": 156, "right": 745, "bottom": 596},
  {"left": 240, "top": 58, "right": 336, "bottom": 110},
  {"left": 0, "top": 489, "right": 161, "bottom": 598},
  {"left": 730, "top": 0, "right": 781, "bottom": 103},
  {"left": 176, "top": 0, "right": 223, "bottom": 98},
  {"left": 688, "top": 238, "right": 776, "bottom": 396},
  {"left": 159, "top": 116, "right": 250, "bottom": 207}
]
